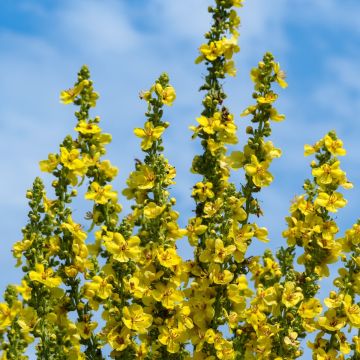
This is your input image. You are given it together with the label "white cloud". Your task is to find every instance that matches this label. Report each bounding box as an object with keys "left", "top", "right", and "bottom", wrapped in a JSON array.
[
  {"left": 55, "top": 0, "right": 141, "bottom": 55},
  {"left": 151, "top": 0, "right": 212, "bottom": 40}
]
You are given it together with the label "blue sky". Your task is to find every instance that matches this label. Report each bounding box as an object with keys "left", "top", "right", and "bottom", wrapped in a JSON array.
[{"left": 0, "top": 0, "right": 360, "bottom": 356}]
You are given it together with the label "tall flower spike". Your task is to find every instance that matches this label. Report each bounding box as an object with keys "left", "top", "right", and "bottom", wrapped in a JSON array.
[{"left": 100, "top": 73, "right": 187, "bottom": 358}]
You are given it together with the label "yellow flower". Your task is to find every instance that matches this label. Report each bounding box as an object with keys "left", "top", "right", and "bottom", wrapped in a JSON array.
[
  {"left": 298, "top": 298, "right": 322, "bottom": 319},
  {"left": 199, "top": 41, "right": 223, "bottom": 61},
  {"left": 122, "top": 304, "right": 152, "bottom": 333},
  {"left": 224, "top": 60, "right": 236, "bottom": 76},
  {"left": 269, "top": 108, "right": 285, "bottom": 122},
  {"left": 253, "top": 224, "right": 270, "bottom": 243},
  {"left": 152, "top": 282, "right": 183, "bottom": 309},
  {"left": 108, "top": 326, "right": 131, "bottom": 351},
  {"left": 62, "top": 215, "right": 87, "bottom": 242},
  {"left": 157, "top": 247, "right": 181, "bottom": 268},
  {"left": 60, "top": 147, "right": 87, "bottom": 174},
  {"left": 336, "top": 332, "right": 351, "bottom": 354},
  {"left": 39, "top": 153, "right": 59, "bottom": 172},
  {"left": 257, "top": 92, "right": 278, "bottom": 104},
  {"left": 77, "top": 321, "right": 98, "bottom": 339},
  {"left": 85, "top": 181, "right": 118, "bottom": 204},
  {"left": 74, "top": 120, "right": 101, "bottom": 135},
  {"left": 176, "top": 306, "right": 194, "bottom": 330},
  {"left": 226, "top": 151, "right": 244, "bottom": 170},
  {"left": 231, "top": 0, "right": 243, "bottom": 7},
  {"left": 318, "top": 308, "right": 346, "bottom": 331},
  {"left": 89, "top": 276, "right": 113, "bottom": 300},
  {"left": 126, "top": 165, "right": 156, "bottom": 190},
  {"left": 272, "top": 62, "right": 288, "bottom": 88},
  {"left": 196, "top": 114, "right": 221, "bottom": 134},
  {"left": 29, "top": 264, "right": 62, "bottom": 288},
  {"left": 189, "top": 295, "right": 215, "bottom": 329},
  {"left": 281, "top": 282, "right": 303, "bottom": 308},
  {"left": 353, "top": 336, "right": 360, "bottom": 354},
  {"left": 16, "top": 280, "right": 32, "bottom": 301},
  {"left": 97, "top": 160, "right": 118, "bottom": 180},
  {"left": 155, "top": 83, "right": 176, "bottom": 106},
  {"left": 143, "top": 202, "right": 166, "bottom": 219},
  {"left": 60, "top": 80, "right": 88, "bottom": 104},
  {"left": 343, "top": 294, "right": 360, "bottom": 327},
  {"left": 192, "top": 182, "right": 214, "bottom": 202},
  {"left": 222, "top": 36, "right": 240, "bottom": 59},
  {"left": 17, "top": 306, "right": 37, "bottom": 333},
  {"left": 134, "top": 121, "right": 165, "bottom": 150},
  {"left": 324, "top": 134, "right": 346, "bottom": 156},
  {"left": 213, "top": 239, "right": 236, "bottom": 263},
  {"left": 0, "top": 303, "right": 18, "bottom": 330},
  {"left": 210, "top": 264, "right": 234, "bottom": 285},
  {"left": 187, "top": 218, "right": 207, "bottom": 246},
  {"left": 315, "top": 348, "right": 339, "bottom": 360},
  {"left": 158, "top": 325, "right": 184, "bottom": 353},
  {"left": 315, "top": 192, "right": 347, "bottom": 212},
  {"left": 103, "top": 232, "right": 141, "bottom": 263},
  {"left": 312, "top": 161, "right": 344, "bottom": 186},
  {"left": 244, "top": 155, "right": 273, "bottom": 187}
]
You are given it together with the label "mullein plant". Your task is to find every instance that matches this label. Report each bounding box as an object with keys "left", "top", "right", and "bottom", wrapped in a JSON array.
[{"left": 0, "top": 0, "right": 359, "bottom": 359}]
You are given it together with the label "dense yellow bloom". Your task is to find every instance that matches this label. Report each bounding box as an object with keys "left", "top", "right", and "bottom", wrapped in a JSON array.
[
  {"left": 134, "top": 121, "right": 165, "bottom": 150},
  {"left": 29, "top": 264, "right": 62, "bottom": 288},
  {"left": 155, "top": 83, "right": 176, "bottom": 106},
  {"left": 85, "top": 181, "right": 118, "bottom": 204},
  {"left": 244, "top": 155, "right": 273, "bottom": 187},
  {"left": 315, "top": 192, "right": 347, "bottom": 212},
  {"left": 122, "top": 304, "right": 153, "bottom": 333}
]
